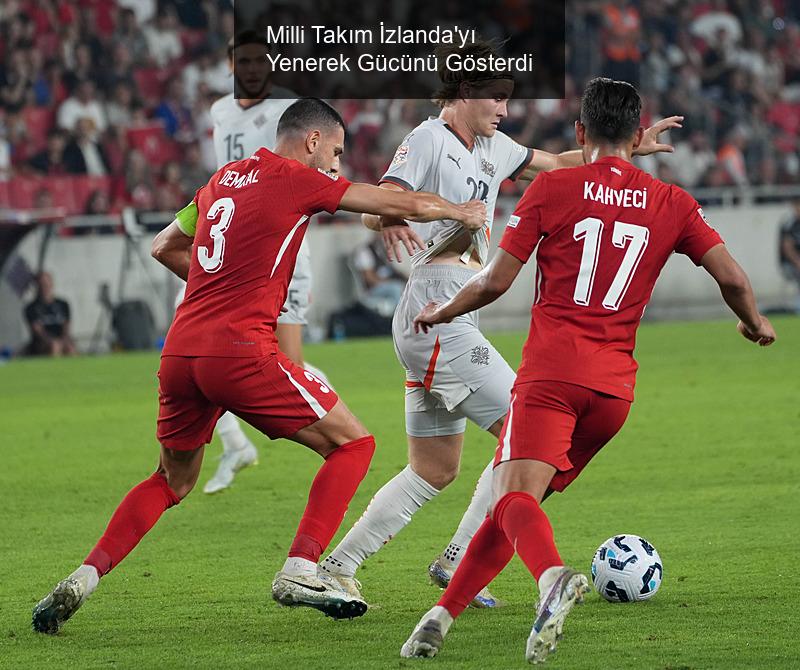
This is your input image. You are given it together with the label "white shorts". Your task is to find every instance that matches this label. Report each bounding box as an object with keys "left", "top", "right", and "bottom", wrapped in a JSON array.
[
  {"left": 393, "top": 264, "right": 516, "bottom": 437},
  {"left": 278, "top": 237, "right": 311, "bottom": 326}
]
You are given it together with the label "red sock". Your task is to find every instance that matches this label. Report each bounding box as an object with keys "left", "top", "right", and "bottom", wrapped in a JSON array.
[
  {"left": 84, "top": 473, "right": 181, "bottom": 576},
  {"left": 438, "top": 514, "right": 514, "bottom": 619},
  {"left": 494, "top": 491, "right": 562, "bottom": 581},
  {"left": 289, "top": 435, "right": 375, "bottom": 562}
]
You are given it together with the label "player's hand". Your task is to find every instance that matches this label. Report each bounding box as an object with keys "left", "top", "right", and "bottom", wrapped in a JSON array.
[
  {"left": 413, "top": 301, "right": 450, "bottom": 334},
  {"left": 458, "top": 199, "right": 488, "bottom": 232},
  {"left": 634, "top": 116, "right": 684, "bottom": 156},
  {"left": 737, "top": 316, "right": 776, "bottom": 347},
  {"left": 382, "top": 223, "right": 425, "bottom": 262}
]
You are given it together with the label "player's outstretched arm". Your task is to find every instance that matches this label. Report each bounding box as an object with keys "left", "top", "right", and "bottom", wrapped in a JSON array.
[
  {"left": 361, "top": 183, "right": 427, "bottom": 262},
  {"left": 151, "top": 220, "right": 193, "bottom": 281},
  {"left": 517, "top": 116, "right": 684, "bottom": 181},
  {"left": 414, "top": 249, "right": 523, "bottom": 334},
  {"left": 700, "top": 244, "right": 776, "bottom": 346},
  {"left": 342, "top": 183, "right": 485, "bottom": 230}
]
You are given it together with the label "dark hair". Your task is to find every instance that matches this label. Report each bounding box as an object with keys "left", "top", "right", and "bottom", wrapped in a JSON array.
[
  {"left": 276, "top": 97, "right": 345, "bottom": 140},
  {"left": 227, "top": 30, "right": 267, "bottom": 58},
  {"left": 580, "top": 77, "right": 642, "bottom": 144},
  {"left": 432, "top": 37, "right": 513, "bottom": 107}
]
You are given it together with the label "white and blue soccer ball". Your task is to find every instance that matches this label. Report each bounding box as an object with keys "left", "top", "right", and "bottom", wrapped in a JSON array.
[{"left": 591, "top": 534, "right": 663, "bottom": 603}]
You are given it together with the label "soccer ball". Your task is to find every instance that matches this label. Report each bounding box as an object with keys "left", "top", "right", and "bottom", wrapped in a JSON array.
[{"left": 591, "top": 534, "right": 663, "bottom": 603}]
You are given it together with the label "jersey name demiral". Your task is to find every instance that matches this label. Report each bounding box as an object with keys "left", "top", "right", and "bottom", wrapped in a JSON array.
[
  {"left": 210, "top": 88, "right": 295, "bottom": 168},
  {"left": 380, "top": 117, "right": 532, "bottom": 266}
]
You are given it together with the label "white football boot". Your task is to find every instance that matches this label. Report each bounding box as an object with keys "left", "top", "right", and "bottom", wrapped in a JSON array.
[
  {"left": 32, "top": 566, "right": 98, "bottom": 634},
  {"left": 203, "top": 441, "right": 258, "bottom": 494},
  {"left": 428, "top": 556, "right": 504, "bottom": 608},
  {"left": 271, "top": 571, "right": 367, "bottom": 619},
  {"left": 526, "top": 567, "right": 590, "bottom": 664}
]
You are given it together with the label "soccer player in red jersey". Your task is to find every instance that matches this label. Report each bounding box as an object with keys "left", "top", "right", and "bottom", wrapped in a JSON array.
[
  {"left": 401, "top": 78, "right": 776, "bottom": 663},
  {"left": 32, "top": 98, "right": 486, "bottom": 634}
]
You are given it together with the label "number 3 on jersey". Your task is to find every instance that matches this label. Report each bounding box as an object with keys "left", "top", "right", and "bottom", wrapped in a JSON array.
[
  {"left": 198, "top": 197, "right": 235, "bottom": 273},
  {"left": 573, "top": 217, "right": 649, "bottom": 311}
]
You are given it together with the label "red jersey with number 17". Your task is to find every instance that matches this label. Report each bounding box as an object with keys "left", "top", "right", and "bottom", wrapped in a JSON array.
[
  {"left": 499, "top": 156, "right": 723, "bottom": 401},
  {"left": 162, "top": 148, "right": 351, "bottom": 358}
]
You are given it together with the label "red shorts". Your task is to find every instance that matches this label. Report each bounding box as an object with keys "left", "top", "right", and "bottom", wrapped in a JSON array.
[
  {"left": 156, "top": 352, "right": 339, "bottom": 450},
  {"left": 494, "top": 380, "right": 631, "bottom": 492}
]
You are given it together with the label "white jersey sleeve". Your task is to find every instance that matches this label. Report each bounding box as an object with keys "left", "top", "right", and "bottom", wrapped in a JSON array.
[
  {"left": 379, "top": 127, "right": 438, "bottom": 192},
  {"left": 494, "top": 131, "right": 534, "bottom": 182}
]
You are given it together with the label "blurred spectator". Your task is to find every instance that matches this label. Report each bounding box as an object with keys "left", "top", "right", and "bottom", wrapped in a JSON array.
[
  {"left": 85, "top": 188, "right": 111, "bottom": 215},
  {"left": 105, "top": 82, "right": 136, "bottom": 128},
  {"left": 0, "top": 47, "right": 35, "bottom": 112},
  {"left": 182, "top": 48, "right": 229, "bottom": 104},
  {"left": 153, "top": 79, "right": 193, "bottom": 139},
  {"left": 144, "top": 8, "right": 183, "bottom": 68},
  {"left": 155, "top": 160, "right": 186, "bottom": 211},
  {"left": 780, "top": 200, "right": 800, "bottom": 289},
  {"left": 180, "top": 142, "right": 209, "bottom": 195},
  {"left": 28, "top": 128, "right": 69, "bottom": 175},
  {"left": 351, "top": 236, "right": 407, "bottom": 317},
  {"left": 602, "top": 0, "right": 642, "bottom": 84},
  {"left": 717, "top": 127, "right": 749, "bottom": 186},
  {"left": 113, "top": 8, "right": 149, "bottom": 65},
  {"left": 63, "top": 117, "right": 109, "bottom": 175},
  {"left": 125, "top": 150, "right": 155, "bottom": 210},
  {"left": 667, "top": 131, "right": 717, "bottom": 188},
  {"left": 57, "top": 79, "right": 106, "bottom": 134},
  {"left": 23, "top": 272, "right": 77, "bottom": 357}
]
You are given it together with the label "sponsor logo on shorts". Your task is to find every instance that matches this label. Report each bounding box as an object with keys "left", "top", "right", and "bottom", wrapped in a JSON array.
[{"left": 471, "top": 345, "right": 490, "bottom": 366}]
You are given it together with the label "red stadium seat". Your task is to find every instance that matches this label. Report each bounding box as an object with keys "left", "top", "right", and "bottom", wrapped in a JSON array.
[
  {"left": 45, "top": 176, "right": 78, "bottom": 214},
  {"left": 8, "top": 177, "right": 43, "bottom": 210},
  {"left": 126, "top": 125, "right": 181, "bottom": 167},
  {"left": 70, "top": 175, "right": 112, "bottom": 214},
  {"left": 133, "top": 68, "right": 167, "bottom": 102},
  {"left": 22, "top": 108, "right": 55, "bottom": 153}
]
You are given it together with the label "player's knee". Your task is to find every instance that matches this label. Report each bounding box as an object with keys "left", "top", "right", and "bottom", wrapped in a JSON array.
[{"left": 418, "top": 463, "right": 459, "bottom": 490}]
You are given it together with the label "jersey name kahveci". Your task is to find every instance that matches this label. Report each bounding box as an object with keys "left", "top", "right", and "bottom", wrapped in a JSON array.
[
  {"left": 380, "top": 117, "right": 532, "bottom": 266},
  {"left": 210, "top": 89, "right": 295, "bottom": 168},
  {"left": 499, "top": 156, "right": 724, "bottom": 401}
]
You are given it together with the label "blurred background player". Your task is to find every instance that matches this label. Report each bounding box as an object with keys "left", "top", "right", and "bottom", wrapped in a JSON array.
[
  {"left": 402, "top": 77, "right": 776, "bottom": 663},
  {"left": 182, "top": 31, "right": 331, "bottom": 494},
  {"left": 320, "top": 41, "right": 680, "bottom": 607},
  {"left": 31, "top": 98, "right": 487, "bottom": 635}
]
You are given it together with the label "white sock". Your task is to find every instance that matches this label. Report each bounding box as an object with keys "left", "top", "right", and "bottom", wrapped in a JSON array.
[
  {"left": 416, "top": 605, "right": 454, "bottom": 637},
  {"left": 281, "top": 556, "right": 317, "bottom": 578},
  {"left": 440, "top": 459, "right": 494, "bottom": 570},
  {"left": 72, "top": 564, "right": 100, "bottom": 600},
  {"left": 215, "top": 412, "right": 249, "bottom": 454},
  {"left": 537, "top": 565, "right": 565, "bottom": 597},
  {"left": 321, "top": 465, "right": 439, "bottom": 577},
  {"left": 304, "top": 362, "right": 334, "bottom": 391}
]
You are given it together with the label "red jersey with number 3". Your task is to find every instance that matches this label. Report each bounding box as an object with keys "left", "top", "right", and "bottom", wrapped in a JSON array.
[
  {"left": 163, "top": 148, "right": 350, "bottom": 357},
  {"left": 499, "top": 156, "right": 723, "bottom": 401}
]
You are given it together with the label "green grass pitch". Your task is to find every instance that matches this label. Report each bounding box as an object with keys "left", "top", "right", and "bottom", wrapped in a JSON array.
[{"left": 1, "top": 318, "right": 798, "bottom": 669}]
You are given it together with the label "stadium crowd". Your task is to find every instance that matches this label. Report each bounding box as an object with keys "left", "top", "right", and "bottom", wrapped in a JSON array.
[{"left": 0, "top": 0, "right": 798, "bottom": 221}]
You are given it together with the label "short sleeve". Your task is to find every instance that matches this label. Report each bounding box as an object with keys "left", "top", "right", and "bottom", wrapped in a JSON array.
[
  {"left": 495, "top": 131, "right": 533, "bottom": 182},
  {"left": 498, "top": 174, "right": 546, "bottom": 263},
  {"left": 672, "top": 187, "right": 724, "bottom": 265},
  {"left": 290, "top": 166, "right": 352, "bottom": 215},
  {"left": 380, "top": 128, "right": 436, "bottom": 191}
]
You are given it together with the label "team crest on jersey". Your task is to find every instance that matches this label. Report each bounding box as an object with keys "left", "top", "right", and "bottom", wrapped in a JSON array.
[
  {"left": 317, "top": 168, "right": 339, "bottom": 180},
  {"left": 507, "top": 215, "right": 520, "bottom": 228},
  {"left": 392, "top": 144, "right": 409, "bottom": 166},
  {"left": 470, "top": 345, "right": 490, "bottom": 366},
  {"left": 480, "top": 159, "right": 496, "bottom": 178},
  {"left": 253, "top": 113, "right": 267, "bottom": 129}
]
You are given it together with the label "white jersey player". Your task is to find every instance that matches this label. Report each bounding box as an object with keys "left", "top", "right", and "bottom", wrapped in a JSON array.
[
  {"left": 320, "top": 41, "right": 681, "bottom": 604},
  {"left": 186, "top": 31, "right": 330, "bottom": 494}
]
